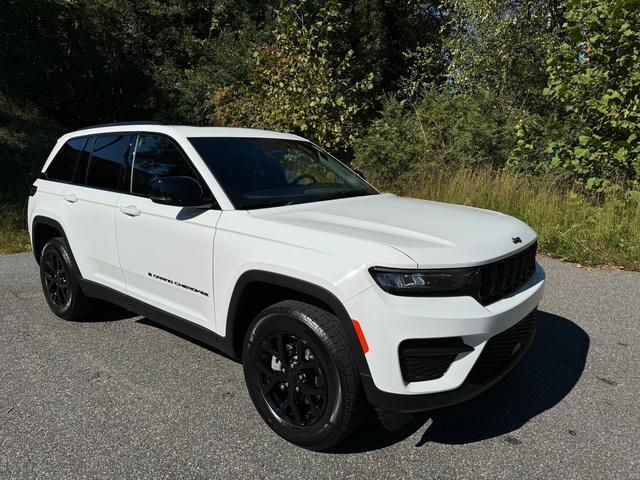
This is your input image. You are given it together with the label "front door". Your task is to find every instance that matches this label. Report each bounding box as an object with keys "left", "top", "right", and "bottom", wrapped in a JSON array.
[{"left": 115, "top": 134, "right": 221, "bottom": 329}]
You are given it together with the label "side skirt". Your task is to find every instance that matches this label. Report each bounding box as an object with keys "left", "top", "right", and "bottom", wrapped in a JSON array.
[{"left": 80, "top": 279, "right": 236, "bottom": 359}]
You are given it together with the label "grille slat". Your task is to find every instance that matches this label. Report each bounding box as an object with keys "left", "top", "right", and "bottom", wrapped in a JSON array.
[{"left": 477, "top": 243, "right": 537, "bottom": 305}]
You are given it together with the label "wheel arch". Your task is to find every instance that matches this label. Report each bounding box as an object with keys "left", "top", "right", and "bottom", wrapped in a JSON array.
[
  {"left": 31, "top": 216, "right": 83, "bottom": 278},
  {"left": 226, "top": 270, "right": 371, "bottom": 376},
  {"left": 32, "top": 216, "right": 67, "bottom": 264}
]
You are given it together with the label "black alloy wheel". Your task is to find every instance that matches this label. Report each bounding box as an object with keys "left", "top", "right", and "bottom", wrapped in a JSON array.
[
  {"left": 243, "top": 300, "right": 366, "bottom": 450},
  {"left": 39, "top": 237, "right": 95, "bottom": 320},
  {"left": 41, "top": 249, "right": 71, "bottom": 309},
  {"left": 257, "top": 332, "right": 327, "bottom": 427}
]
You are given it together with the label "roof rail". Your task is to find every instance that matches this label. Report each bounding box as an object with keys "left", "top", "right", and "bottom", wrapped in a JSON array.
[{"left": 73, "top": 121, "right": 163, "bottom": 131}]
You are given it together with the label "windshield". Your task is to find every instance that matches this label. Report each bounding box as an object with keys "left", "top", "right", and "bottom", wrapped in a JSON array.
[{"left": 188, "top": 137, "right": 378, "bottom": 209}]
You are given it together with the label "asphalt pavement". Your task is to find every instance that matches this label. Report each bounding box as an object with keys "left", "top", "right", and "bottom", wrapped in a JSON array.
[{"left": 0, "top": 252, "right": 638, "bottom": 479}]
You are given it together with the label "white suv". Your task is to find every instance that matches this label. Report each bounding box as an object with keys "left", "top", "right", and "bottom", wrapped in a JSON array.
[{"left": 28, "top": 123, "right": 545, "bottom": 450}]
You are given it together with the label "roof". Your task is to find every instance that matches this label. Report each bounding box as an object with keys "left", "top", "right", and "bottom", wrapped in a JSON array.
[{"left": 58, "top": 124, "right": 306, "bottom": 143}]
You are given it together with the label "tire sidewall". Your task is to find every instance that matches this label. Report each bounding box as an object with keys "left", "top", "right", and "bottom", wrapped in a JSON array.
[
  {"left": 40, "top": 238, "right": 78, "bottom": 317},
  {"left": 243, "top": 310, "right": 349, "bottom": 448}
]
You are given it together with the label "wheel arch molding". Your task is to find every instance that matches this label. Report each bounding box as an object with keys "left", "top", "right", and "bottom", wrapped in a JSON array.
[
  {"left": 31, "top": 216, "right": 76, "bottom": 267},
  {"left": 225, "top": 269, "right": 372, "bottom": 377}
]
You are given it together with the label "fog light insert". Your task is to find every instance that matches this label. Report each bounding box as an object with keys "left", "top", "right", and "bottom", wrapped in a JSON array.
[{"left": 399, "top": 337, "right": 473, "bottom": 382}]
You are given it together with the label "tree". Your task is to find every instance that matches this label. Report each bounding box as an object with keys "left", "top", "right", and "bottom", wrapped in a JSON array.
[
  {"left": 442, "top": 0, "right": 564, "bottom": 112},
  {"left": 210, "top": 0, "right": 373, "bottom": 154},
  {"left": 544, "top": 0, "right": 640, "bottom": 190},
  {"left": 0, "top": 0, "right": 276, "bottom": 126}
]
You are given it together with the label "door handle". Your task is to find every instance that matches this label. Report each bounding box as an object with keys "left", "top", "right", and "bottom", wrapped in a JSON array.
[
  {"left": 63, "top": 192, "right": 78, "bottom": 203},
  {"left": 119, "top": 205, "right": 141, "bottom": 217}
]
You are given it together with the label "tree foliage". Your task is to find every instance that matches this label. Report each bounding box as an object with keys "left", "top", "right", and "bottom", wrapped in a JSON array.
[
  {"left": 544, "top": 0, "right": 640, "bottom": 191},
  {"left": 210, "top": 0, "right": 374, "bottom": 153},
  {"left": 1, "top": 0, "right": 639, "bottom": 199},
  {"left": 442, "top": 0, "right": 565, "bottom": 111},
  {"left": 0, "top": 0, "right": 275, "bottom": 126},
  {"left": 353, "top": 89, "right": 519, "bottom": 181},
  {"left": 209, "top": 0, "right": 442, "bottom": 153}
]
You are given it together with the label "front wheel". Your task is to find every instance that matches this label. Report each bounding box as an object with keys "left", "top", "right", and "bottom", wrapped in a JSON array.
[{"left": 242, "top": 300, "right": 365, "bottom": 450}]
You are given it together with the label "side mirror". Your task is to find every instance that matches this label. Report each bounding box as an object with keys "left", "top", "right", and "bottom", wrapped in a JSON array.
[{"left": 149, "top": 176, "right": 210, "bottom": 207}]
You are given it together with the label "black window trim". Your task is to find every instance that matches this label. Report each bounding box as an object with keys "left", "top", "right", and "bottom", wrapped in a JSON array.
[
  {"left": 40, "top": 131, "right": 220, "bottom": 209},
  {"left": 72, "top": 136, "right": 94, "bottom": 185},
  {"left": 41, "top": 136, "right": 89, "bottom": 184},
  {"left": 85, "top": 133, "right": 134, "bottom": 192}
]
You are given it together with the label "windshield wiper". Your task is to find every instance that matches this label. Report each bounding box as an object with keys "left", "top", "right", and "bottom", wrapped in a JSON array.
[
  {"left": 243, "top": 189, "right": 374, "bottom": 209},
  {"left": 320, "top": 189, "right": 373, "bottom": 201},
  {"left": 242, "top": 198, "right": 295, "bottom": 209}
]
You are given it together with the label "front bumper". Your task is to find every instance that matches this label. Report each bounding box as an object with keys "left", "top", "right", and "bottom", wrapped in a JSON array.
[{"left": 345, "top": 263, "right": 545, "bottom": 412}]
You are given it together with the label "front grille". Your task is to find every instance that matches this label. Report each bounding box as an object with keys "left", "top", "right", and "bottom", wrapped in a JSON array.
[
  {"left": 399, "top": 337, "right": 471, "bottom": 382},
  {"left": 477, "top": 243, "right": 537, "bottom": 305},
  {"left": 466, "top": 309, "right": 536, "bottom": 384}
]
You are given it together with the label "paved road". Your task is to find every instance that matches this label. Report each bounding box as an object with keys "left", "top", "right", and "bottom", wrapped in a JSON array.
[{"left": 0, "top": 253, "right": 638, "bottom": 479}]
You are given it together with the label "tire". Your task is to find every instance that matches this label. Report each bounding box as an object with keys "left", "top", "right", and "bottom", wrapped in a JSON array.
[
  {"left": 242, "top": 300, "right": 366, "bottom": 450},
  {"left": 39, "top": 237, "right": 95, "bottom": 320}
]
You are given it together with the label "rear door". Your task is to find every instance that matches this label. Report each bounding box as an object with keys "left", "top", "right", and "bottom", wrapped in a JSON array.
[
  {"left": 115, "top": 133, "right": 221, "bottom": 329},
  {"left": 55, "top": 134, "right": 133, "bottom": 292}
]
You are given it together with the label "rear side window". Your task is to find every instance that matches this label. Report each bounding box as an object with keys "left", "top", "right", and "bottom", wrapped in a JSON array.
[
  {"left": 86, "top": 135, "right": 132, "bottom": 190},
  {"left": 132, "top": 135, "right": 195, "bottom": 195},
  {"left": 46, "top": 137, "right": 87, "bottom": 182},
  {"left": 73, "top": 136, "right": 95, "bottom": 184}
]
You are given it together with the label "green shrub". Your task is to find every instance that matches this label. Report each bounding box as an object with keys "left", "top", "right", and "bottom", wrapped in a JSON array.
[
  {"left": 0, "top": 99, "right": 62, "bottom": 204},
  {"left": 352, "top": 89, "right": 519, "bottom": 180},
  {"left": 544, "top": 0, "right": 640, "bottom": 191},
  {"left": 351, "top": 99, "right": 424, "bottom": 183},
  {"left": 0, "top": 203, "right": 30, "bottom": 255},
  {"left": 209, "top": 0, "right": 373, "bottom": 155},
  {"left": 0, "top": 99, "right": 60, "bottom": 255}
]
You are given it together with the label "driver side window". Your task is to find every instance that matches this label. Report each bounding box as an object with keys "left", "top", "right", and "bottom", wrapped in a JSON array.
[{"left": 132, "top": 135, "right": 196, "bottom": 195}]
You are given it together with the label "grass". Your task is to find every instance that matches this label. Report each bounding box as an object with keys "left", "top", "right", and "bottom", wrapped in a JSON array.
[
  {"left": 1, "top": 169, "right": 639, "bottom": 270},
  {"left": 0, "top": 203, "right": 31, "bottom": 255},
  {"left": 379, "top": 167, "right": 640, "bottom": 270}
]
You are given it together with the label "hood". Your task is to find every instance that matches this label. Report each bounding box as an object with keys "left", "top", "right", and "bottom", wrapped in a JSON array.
[{"left": 249, "top": 193, "right": 537, "bottom": 268}]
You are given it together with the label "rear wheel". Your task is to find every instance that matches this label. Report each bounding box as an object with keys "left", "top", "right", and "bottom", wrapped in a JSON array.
[
  {"left": 39, "top": 237, "right": 95, "bottom": 320},
  {"left": 243, "top": 300, "right": 365, "bottom": 450}
]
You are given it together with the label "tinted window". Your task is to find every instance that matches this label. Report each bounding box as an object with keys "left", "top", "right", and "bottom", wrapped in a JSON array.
[
  {"left": 73, "top": 136, "right": 94, "bottom": 184},
  {"left": 132, "top": 135, "right": 195, "bottom": 195},
  {"left": 46, "top": 138, "right": 86, "bottom": 181},
  {"left": 86, "top": 135, "right": 131, "bottom": 190},
  {"left": 189, "top": 137, "right": 376, "bottom": 209}
]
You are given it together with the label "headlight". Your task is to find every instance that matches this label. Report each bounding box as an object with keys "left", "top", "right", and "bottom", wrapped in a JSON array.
[{"left": 369, "top": 267, "right": 480, "bottom": 296}]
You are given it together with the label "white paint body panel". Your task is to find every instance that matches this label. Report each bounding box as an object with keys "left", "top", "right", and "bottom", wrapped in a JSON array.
[
  {"left": 29, "top": 124, "right": 546, "bottom": 398},
  {"left": 115, "top": 193, "right": 221, "bottom": 328}
]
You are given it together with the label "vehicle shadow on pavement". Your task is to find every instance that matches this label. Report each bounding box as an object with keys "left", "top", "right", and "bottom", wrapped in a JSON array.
[
  {"left": 77, "top": 304, "right": 135, "bottom": 322},
  {"left": 134, "top": 317, "right": 240, "bottom": 362},
  {"left": 338, "top": 310, "right": 589, "bottom": 453}
]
